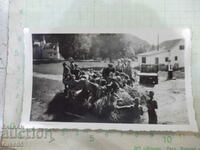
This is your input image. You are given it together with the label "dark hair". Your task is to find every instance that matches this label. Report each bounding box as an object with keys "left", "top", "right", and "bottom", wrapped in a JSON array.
[
  {"left": 90, "top": 79, "right": 95, "bottom": 83},
  {"left": 92, "top": 74, "right": 97, "bottom": 79},
  {"left": 125, "top": 74, "right": 129, "bottom": 80},
  {"left": 100, "top": 79, "right": 107, "bottom": 86},
  {"left": 108, "top": 63, "right": 113, "bottom": 67},
  {"left": 80, "top": 71, "right": 85, "bottom": 75},
  {"left": 127, "top": 79, "right": 132, "bottom": 85},
  {"left": 134, "top": 97, "right": 139, "bottom": 104},
  {"left": 115, "top": 71, "right": 120, "bottom": 76},
  {"left": 149, "top": 91, "right": 154, "bottom": 98},
  {"left": 120, "top": 72, "right": 126, "bottom": 77},
  {"left": 63, "top": 62, "right": 67, "bottom": 66},
  {"left": 80, "top": 75, "right": 87, "bottom": 79}
]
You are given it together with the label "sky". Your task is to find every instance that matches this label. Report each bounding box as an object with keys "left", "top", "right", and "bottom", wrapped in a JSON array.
[{"left": 128, "top": 28, "right": 189, "bottom": 45}]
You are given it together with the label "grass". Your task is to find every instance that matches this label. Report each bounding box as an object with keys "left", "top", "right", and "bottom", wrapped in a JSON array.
[
  {"left": 33, "top": 62, "right": 63, "bottom": 75},
  {"left": 31, "top": 77, "right": 63, "bottom": 121},
  {"left": 32, "top": 77, "right": 63, "bottom": 100}
]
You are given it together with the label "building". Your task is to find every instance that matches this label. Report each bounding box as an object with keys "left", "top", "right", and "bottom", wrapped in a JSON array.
[
  {"left": 41, "top": 43, "right": 61, "bottom": 59},
  {"left": 137, "top": 39, "right": 185, "bottom": 69},
  {"left": 33, "top": 39, "right": 62, "bottom": 60}
]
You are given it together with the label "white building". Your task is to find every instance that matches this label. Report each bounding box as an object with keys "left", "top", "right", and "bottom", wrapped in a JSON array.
[
  {"left": 33, "top": 41, "right": 62, "bottom": 60},
  {"left": 42, "top": 43, "right": 61, "bottom": 59},
  {"left": 137, "top": 39, "right": 185, "bottom": 68}
]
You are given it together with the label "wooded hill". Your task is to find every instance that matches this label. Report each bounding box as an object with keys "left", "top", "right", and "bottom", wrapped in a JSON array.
[{"left": 32, "top": 34, "right": 151, "bottom": 60}]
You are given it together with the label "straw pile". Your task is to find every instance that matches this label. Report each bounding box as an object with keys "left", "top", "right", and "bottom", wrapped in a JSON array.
[{"left": 94, "top": 87, "right": 144, "bottom": 123}]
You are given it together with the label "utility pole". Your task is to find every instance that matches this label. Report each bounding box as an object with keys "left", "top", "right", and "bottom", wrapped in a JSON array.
[
  {"left": 42, "top": 35, "right": 46, "bottom": 44},
  {"left": 157, "top": 34, "right": 159, "bottom": 51}
]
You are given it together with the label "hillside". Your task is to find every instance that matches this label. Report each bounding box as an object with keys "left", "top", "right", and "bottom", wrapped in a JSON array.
[
  {"left": 121, "top": 34, "right": 151, "bottom": 55},
  {"left": 32, "top": 33, "right": 151, "bottom": 60}
]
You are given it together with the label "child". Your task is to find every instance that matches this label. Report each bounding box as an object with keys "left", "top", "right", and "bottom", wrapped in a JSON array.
[{"left": 147, "top": 91, "right": 158, "bottom": 124}]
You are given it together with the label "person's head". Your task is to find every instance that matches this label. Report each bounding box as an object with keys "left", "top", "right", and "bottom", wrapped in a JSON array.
[
  {"left": 124, "top": 74, "right": 130, "bottom": 80},
  {"left": 127, "top": 79, "right": 132, "bottom": 86},
  {"left": 120, "top": 72, "right": 126, "bottom": 77},
  {"left": 92, "top": 74, "right": 97, "bottom": 79},
  {"left": 117, "top": 59, "right": 121, "bottom": 65},
  {"left": 89, "top": 69, "right": 94, "bottom": 73},
  {"left": 68, "top": 57, "right": 74, "bottom": 63},
  {"left": 71, "top": 74, "right": 76, "bottom": 80},
  {"left": 109, "top": 72, "right": 114, "bottom": 79},
  {"left": 127, "top": 59, "right": 131, "bottom": 65},
  {"left": 108, "top": 63, "right": 113, "bottom": 69},
  {"left": 80, "top": 71, "right": 85, "bottom": 75},
  {"left": 74, "top": 64, "right": 78, "bottom": 69},
  {"left": 95, "top": 71, "right": 101, "bottom": 77},
  {"left": 149, "top": 91, "right": 154, "bottom": 99},
  {"left": 100, "top": 79, "right": 107, "bottom": 86},
  {"left": 80, "top": 75, "right": 87, "bottom": 80},
  {"left": 90, "top": 78, "right": 95, "bottom": 83},
  {"left": 134, "top": 97, "right": 140, "bottom": 106},
  {"left": 95, "top": 78, "right": 100, "bottom": 84},
  {"left": 63, "top": 62, "right": 67, "bottom": 67},
  {"left": 116, "top": 76, "right": 122, "bottom": 84},
  {"left": 115, "top": 71, "right": 120, "bottom": 76}
]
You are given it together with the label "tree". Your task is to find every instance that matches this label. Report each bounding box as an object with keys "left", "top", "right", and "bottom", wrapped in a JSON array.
[
  {"left": 74, "top": 34, "right": 92, "bottom": 59},
  {"left": 32, "top": 33, "right": 151, "bottom": 60}
]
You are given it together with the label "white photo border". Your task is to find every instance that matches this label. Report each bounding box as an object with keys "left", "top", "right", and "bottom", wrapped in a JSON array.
[{"left": 21, "top": 28, "right": 198, "bottom": 132}]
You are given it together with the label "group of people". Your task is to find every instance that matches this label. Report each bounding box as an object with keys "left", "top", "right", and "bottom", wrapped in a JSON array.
[
  {"left": 115, "top": 58, "right": 135, "bottom": 79},
  {"left": 62, "top": 57, "right": 158, "bottom": 124},
  {"left": 62, "top": 58, "right": 138, "bottom": 100}
]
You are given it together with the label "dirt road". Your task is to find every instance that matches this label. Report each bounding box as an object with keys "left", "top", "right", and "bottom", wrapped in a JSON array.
[{"left": 154, "top": 78, "right": 189, "bottom": 124}]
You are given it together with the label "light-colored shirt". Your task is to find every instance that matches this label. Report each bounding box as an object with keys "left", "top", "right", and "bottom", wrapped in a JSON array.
[{"left": 168, "top": 64, "right": 173, "bottom": 71}]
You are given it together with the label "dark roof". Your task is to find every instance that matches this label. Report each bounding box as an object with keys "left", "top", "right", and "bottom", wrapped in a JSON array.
[
  {"left": 159, "top": 38, "right": 183, "bottom": 50},
  {"left": 137, "top": 50, "right": 168, "bottom": 56},
  {"left": 138, "top": 38, "right": 184, "bottom": 56}
]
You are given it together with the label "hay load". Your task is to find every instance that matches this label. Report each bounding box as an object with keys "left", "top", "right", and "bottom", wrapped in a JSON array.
[
  {"left": 45, "top": 89, "right": 91, "bottom": 121},
  {"left": 124, "top": 85, "right": 149, "bottom": 104},
  {"left": 94, "top": 88, "right": 145, "bottom": 123},
  {"left": 45, "top": 58, "right": 151, "bottom": 123}
]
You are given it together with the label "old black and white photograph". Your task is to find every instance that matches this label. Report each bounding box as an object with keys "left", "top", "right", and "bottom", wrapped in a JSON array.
[{"left": 22, "top": 29, "right": 197, "bottom": 131}]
